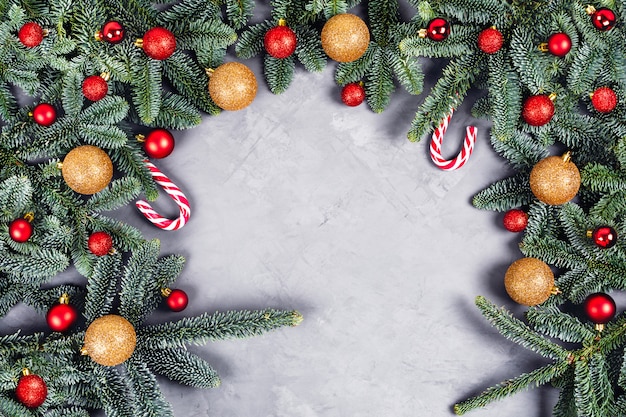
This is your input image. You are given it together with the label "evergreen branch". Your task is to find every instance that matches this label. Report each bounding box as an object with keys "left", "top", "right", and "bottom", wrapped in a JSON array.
[
  {"left": 82, "top": 176, "right": 142, "bottom": 213},
  {"left": 0, "top": 395, "right": 31, "bottom": 417},
  {"left": 236, "top": 22, "right": 269, "bottom": 59},
  {"left": 163, "top": 51, "right": 219, "bottom": 115},
  {"left": 152, "top": 92, "right": 202, "bottom": 129},
  {"left": 79, "top": 96, "right": 129, "bottom": 125},
  {"left": 126, "top": 355, "right": 174, "bottom": 417},
  {"left": 91, "top": 366, "right": 135, "bottom": 417},
  {"left": 109, "top": 144, "right": 159, "bottom": 202},
  {"left": 294, "top": 26, "right": 327, "bottom": 72},
  {"left": 472, "top": 172, "right": 533, "bottom": 211},
  {"left": 130, "top": 55, "right": 162, "bottom": 124},
  {"left": 335, "top": 45, "right": 376, "bottom": 85},
  {"left": 224, "top": 0, "right": 254, "bottom": 29},
  {"left": 119, "top": 239, "right": 160, "bottom": 326},
  {"left": 84, "top": 254, "right": 122, "bottom": 322},
  {"left": 140, "top": 346, "right": 221, "bottom": 388},
  {"left": 264, "top": 54, "right": 295, "bottom": 94},
  {"left": 388, "top": 50, "right": 423, "bottom": 95},
  {"left": 365, "top": 47, "right": 395, "bottom": 113},
  {"left": 526, "top": 305, "right": 593, "bottom": 343}
]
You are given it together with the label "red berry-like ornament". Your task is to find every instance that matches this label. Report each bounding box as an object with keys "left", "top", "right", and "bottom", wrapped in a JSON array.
[
  {"left": 9, "top": 216, "right": 33, "bottom": 243},
  {"left": 522, "top": 94, "right": 555, "bottom": 126},
  {"left": 547, "top": 32, "right": 571, "bottom": 57},
  {"left": 82, "top": 74, "right": 109, "bottom": 102},
  {"left": 47, "top": 294, "right": 77, "bottom": 332},
  {"left": 163, "top": 288, "right": 188, "bottom": 312},
  {"left": 423, "top": 18, "right": 450, "bottom": 41},
  {"left": 88, "top": 231, "right": 113, "bottom": 256},
  {"left": 503, "top": 208, "right": 528, "bottom": 232},
  {"left": 588, "top": 6, "right": 616, "bottom": 31},
  {"left": 137, "top": 27, "right": 176, "bottom": 60},
  {"left": 264, "top": 20, "right": 297, "bottom": 59},
  {"left": 588, "top": 226, "right": 617, "bottom": 249},
  {"left": 18, "top": 22, "right": 45, "bottom": 47},
  {"left": 584, "top": 293, "right": 616, "bottom": 326},
  {"left": 31, "top": 103, "right": 57, "bottom": 126},
  {"left": 141, "top": 128, "right": 176, "bottom": 159},
  {"left": 341, "top": 82, "right": 365, "bottom": 107},
  {"left": 477, "top": 27, "right": 503, "bottom": 54},
  {"left": 15, "top": 370, "right": 47, "bottom": 408},
  {"left": 591, "top": 86, "right": 618, "bottom": 113},
  {"left": 95, "top": 21, "right": 125, "bottom": 44}
]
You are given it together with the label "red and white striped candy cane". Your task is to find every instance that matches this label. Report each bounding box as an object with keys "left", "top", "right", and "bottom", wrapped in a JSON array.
[
  {"left": 430, "top": 108, "right": 477, "bottom": 171},
  {"left": 135, "top": 160, "right": 191, "bottom": 230}
]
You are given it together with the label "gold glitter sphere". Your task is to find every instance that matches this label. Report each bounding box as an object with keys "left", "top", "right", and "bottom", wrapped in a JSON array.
[
  {"left": 529, "top": 152, "right": 580, "bottom": 205},
  {"left": 61, "top": 145, "right": 113, "bottom": 195},
  {"left": 82, "top": 314, "right": 136, "bottom": 367},
  {"left": 321, "top": 13, "right": 370, "bottom": 63},
  {"left": 208, "top": 62, "right": 258, "bottom": 111},
  {"left": 504, "top": 257, "right": 555, "bottom": 306}
]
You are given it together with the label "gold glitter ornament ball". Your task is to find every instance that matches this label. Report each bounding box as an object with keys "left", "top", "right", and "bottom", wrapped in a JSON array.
[
  {"left": 504, "top": 257, "right": 555, "bottom": 306},
  {"left": 529, "top": 153, "right": 580, "bottom": 205},
  {"left": 321, "top": 13, "right": 370, "bottom": 63},
  {"left": 61, "top": 145, "right": 113, "bottom": 195},
  {"left": 82, "top": 314, "right": 136, "bottom": 366},
  {"left": 208, "top": 62, "right": 258, "bottom": 111}
]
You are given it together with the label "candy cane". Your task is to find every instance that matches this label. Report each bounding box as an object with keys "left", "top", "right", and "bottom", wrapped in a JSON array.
[
  {"left": 135, "top": 160, "right": 191, "bottom": 230},
  {"left": 430, "top": 108, "right": 477, "bottom": 171}
]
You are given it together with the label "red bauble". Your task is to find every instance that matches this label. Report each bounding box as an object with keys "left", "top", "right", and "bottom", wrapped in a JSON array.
[
  {"left": 15, "top": 373, "right": 47, "bottom": 408},
  {"left": 584, "top": 293, "right": 616, "bottom": 325},
  {"left": 477, "top": 27, "right": 503, "bottom": 54},
  {"left": 18, "top": 22, "right": 44, "bottom": 47},
  {"left": 503, "top": 208, "right": 528, "bottom": 232},
  {"left": 590, "top": 226, "right": 618, "bottom": 249},
  {"left": 425, "top": 18, "right": 450, "bottom": 41},
  {"left": 47, "top": 302, "right": 77, "bottom": 332},
  {"left": 590, "top": 7, "right": 616, "bottom": 31},
  {"left": 88, "top": 231, "right": 113, "bottom": 256},
  {"left": 140, "top": 27, "right": 176, "bottom": 60},
  {"left": 96, "top": 21, "right": 125, "bottom": 44},
  {"left": 264, "top": 24, "right": 297, "bottom": 59},
  {"left": 591, "top": 86, "right": 617, "bottom": 113},
  {"left": 164, "top": 288, "right": 188, "bottom": 312},
  {"left": 522, "top": 94, "right": 555, "bottom": 126},
  {"left": 82, "top": 75, "right": 109, "bottom": 102},
  {"left": 341, "top": 82, "right": 365, "bottom": 107},
  {"left": 143, "top": 128, "right": 175, "bottom": 159},
  {"left": 31, "top": 103, "right": 57, "bottom": 126},
  {"left": 9, "top": 218, "right": 33, "bottom": 243},
  {"left": 547, "top": 33, "right": 571, "bottom": 57}
]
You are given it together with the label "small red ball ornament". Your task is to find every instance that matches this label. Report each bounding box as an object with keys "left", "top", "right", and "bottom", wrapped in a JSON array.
[
  {"left": 46, "top": 294, "right": 77, "bottom": 332},
  {"left": 140, "top": 128, "right": 176, "bottom": 159},
  {"left": 264, "top": 20, "right": 297, "bottom": 59},
  {"left": 82, "top": 74, "right": 109, "bottom": 102},
  {"left": 96, "top": 21, "right": 125, "bottom": 44},
  {"left": 423, "top": 18, "right": 450, "bottom": 41},
  {"left": 15, "top": 370, "right": 47, "bottom": 408},
  {"left": 591, "top": 86, "right": 618, "bottom": 113},
  {"left": 503, "top": 208, "right": 528, "bottom": 232},
  {"left": 341, "top": 82, "right": 366, "bottom": 107},
  {"left": 88, "top": 231, "right": 113, "bottom": 256},
  {"left": 547, "top": 32, "right": 571, "bottom": 57},
  {"left": 477, "top": 27, "right": 503, "bottom": 54},
  {"left": 522, "top": 94, "right": 555, "bottom": 126},
  {"left": 9, "top": 216, "right": 33, "bottom": 243},
  {"left": 584, "top": 292, "right": 616, "bottom": 325},
  {"left": 31, "top": 103, "right": 57, "bottom": 126},
  {"left": 18, "top": 22, "right": 45, "bottom": 47},
  {"left": 163, "top": 288, "right": 188, "bottom": 312},
  {"left": 588, "top": 226, "right": 618, "bottom": 249},
  {"left": 588, "top": 7, "right": 617, "bottom": 31},
  {"left": 137, "top": 27, "right": 176, "bottom": 60}
]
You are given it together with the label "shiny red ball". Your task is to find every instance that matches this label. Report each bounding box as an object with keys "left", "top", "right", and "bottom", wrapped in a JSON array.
[
  {"left": 82, "top": 75, "right": 109, "bottom": 101},
  {"left": 503, "top": 208, "right": 528, "bottom": 232},
  {"left": 591, "top": 8, "right": 616, "bottom": 31},
  {"left": 18, "top": 22, "right": 44, "bottom": 47},
  {"left": 264, "top": 25, "right": 297, "bottom": 59},
  {"left": 591, "top": 86, "right": 618, "bottom": 113},
  {"left": 547, "top": 32, "right": 571, "bottom": 57},
  {"left": 591, "top": 226, "right": 617, "bottom": 249},
  {"left": 142, "top": 27, "right": 176, "bottom": 60},
  {"left": 341, "top": 82, "right": 366, "bottom": 107},
  {"left": 426, "top": 18, "right": 450, "bottom": 42},
  {"left": 166, "top": 289, "right": 189, "bottom": 312},
  {"left": 144, "top": 128, "right": 175, "bottom": 159},
  {"left": 47, "top": 303, "right": 77, "bottom": 332},
  {"left": 32, "top": 103, "right": 57, "bottom": 126},
  {"left": 9, "top": 218, "right": 33, "bottom": 243},
  {"left": 522, "top": 94, "right": 554, "bottom": 126},
  {"left": 15, "top": 374, "right": 47, "bottom": 408},
  {"left": 88, "top": 231, "right": 113, "bottom": 256},
  {"left": 584, "top": 293, "right": 616, "bottom": 324},
  {"left": 98, "top": 21, "right": 125, "bottom": 44},
  {"left": 477, "top": 27, "right": 503, "bottom": 54}
]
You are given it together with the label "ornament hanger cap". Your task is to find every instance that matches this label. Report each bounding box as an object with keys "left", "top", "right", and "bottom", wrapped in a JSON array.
[
  {"left": 562, "top": 151, "right": 572, "bottom": 163},
  {"left": 59, "top": 293, "right": 70, "bottom": 304},
  {"left": 161, "top": 287, "right": 172, "bottom": 297},
  {"left": 278, "top": 18, "right": 287, "bottom": 26},
  {"left": 205, "top": 68, "right": 214, "bottom": 77},
  {"left": 23, "top": 212, "right": 34, "bottom": 222},
  {"left": 418, "top": 28, "right": 428, "bottom": 38},
  {"left": 21, "top": 368, "right": 30, "bottom": 376},
  {"left": 586, "top": 5, "right": 596, "bottom": 15},
  {"left": 134, "top": 38, "right": 144, "bottom": 48}
]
